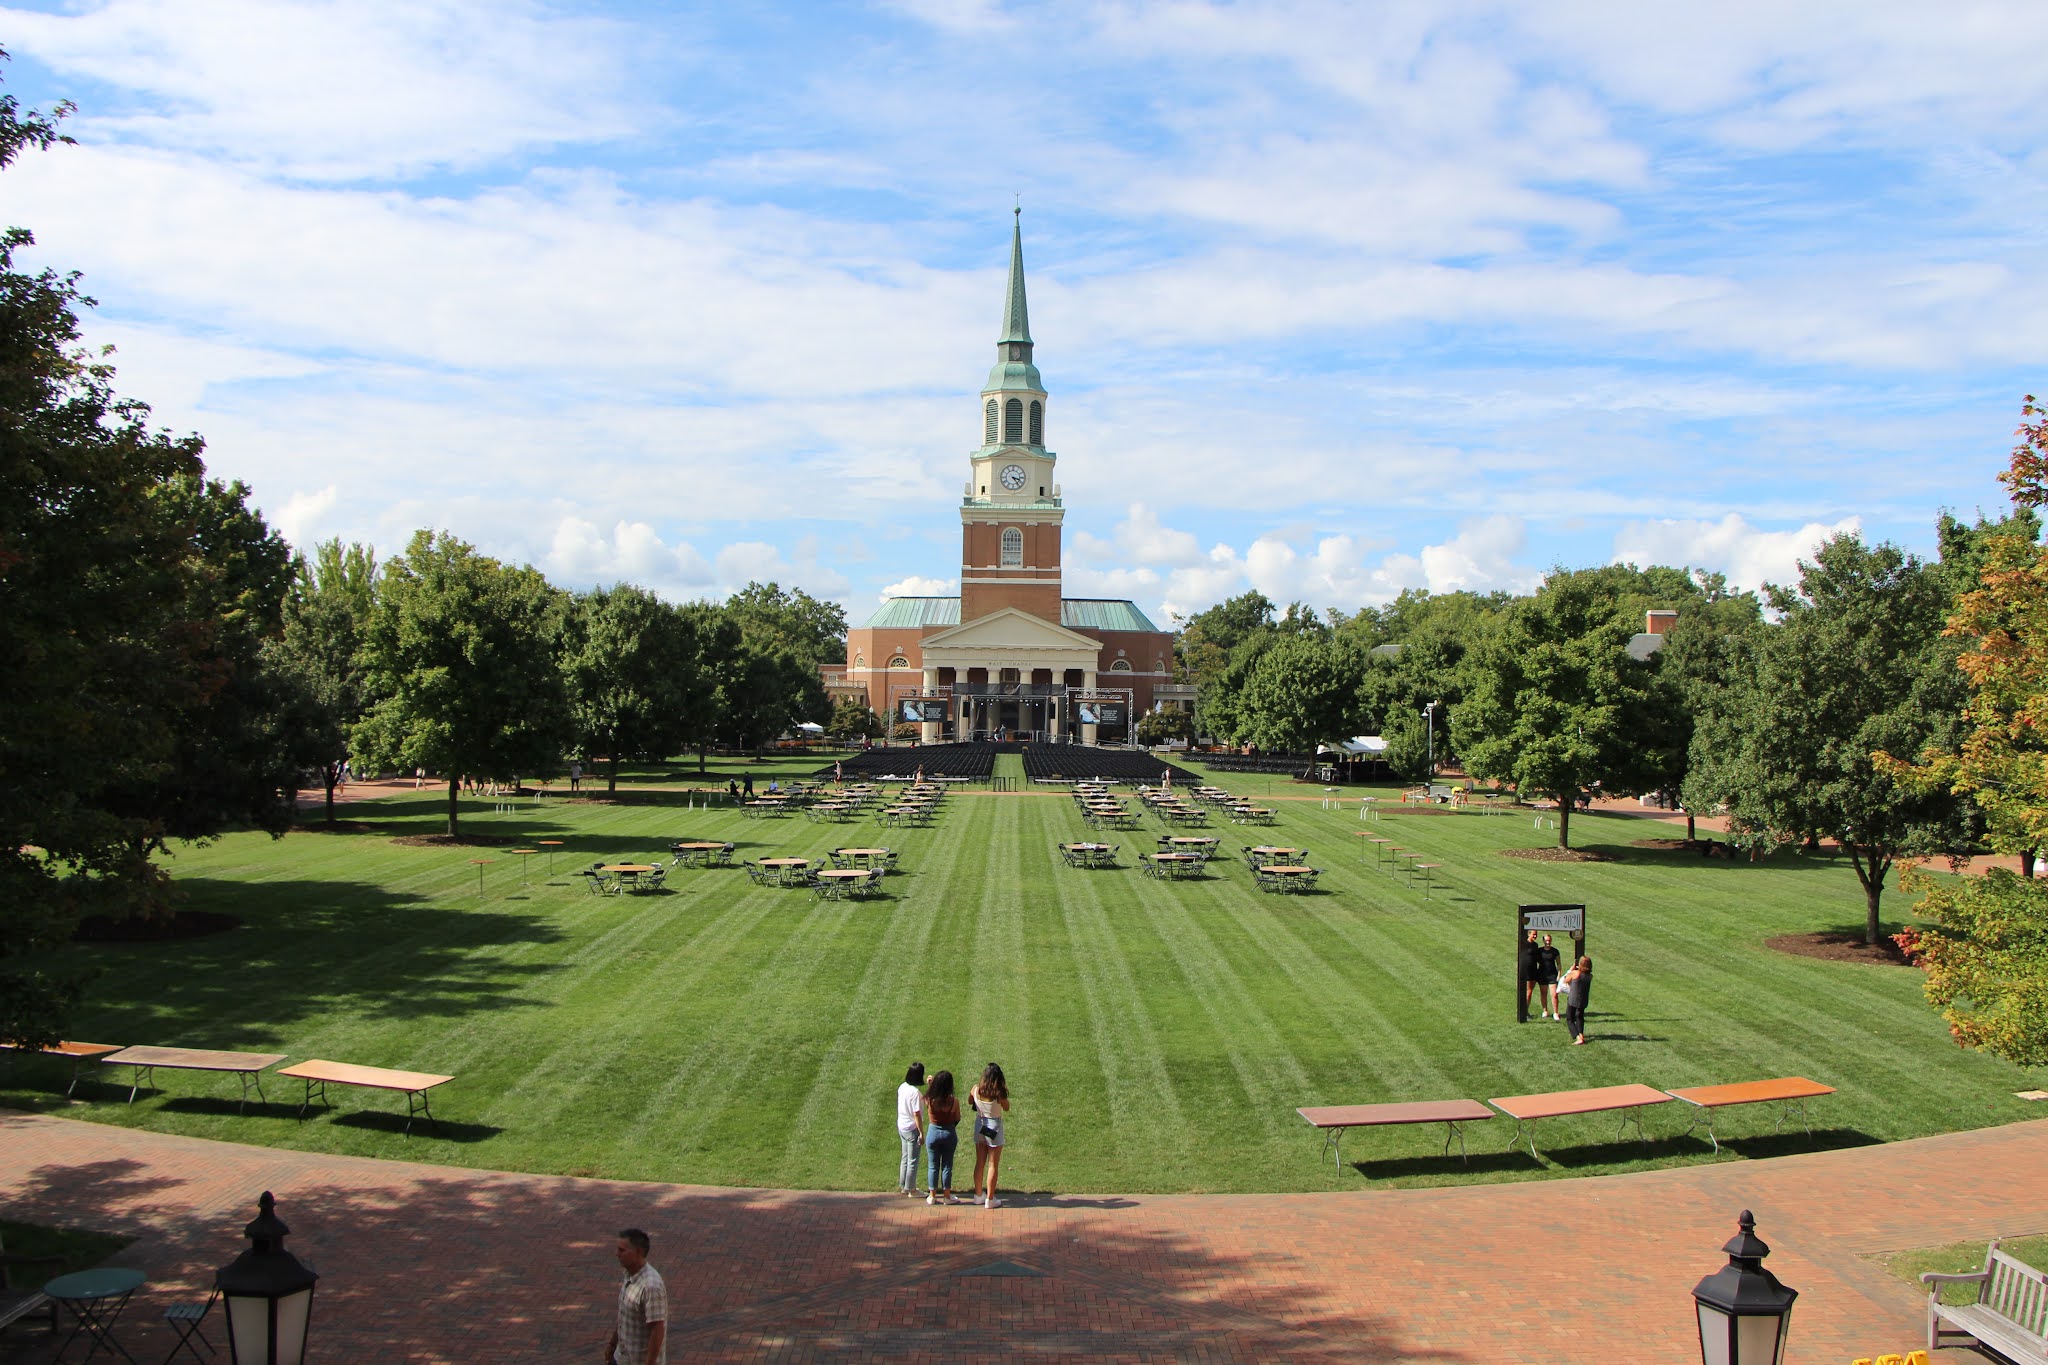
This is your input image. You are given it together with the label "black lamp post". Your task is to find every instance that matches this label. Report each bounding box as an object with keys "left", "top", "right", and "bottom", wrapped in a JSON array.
[
  {"left": 1692, "top": 1209, "right": 1797, "bottom": 1365},
  {"left": 216, "top": 1191, "right": 319, "bottom": 1365}
]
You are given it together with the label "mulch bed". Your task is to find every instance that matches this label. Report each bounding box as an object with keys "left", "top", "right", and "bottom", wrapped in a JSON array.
[
  {"left": 1632, "top": 837, "right": 1690, "bottom": 850},
  {"left": 390, "top": 832, "right": 524, "bottom": 848},
  {"left": 1500, "top": 847, "right": 1614, "bottom": 863},
  {"left": 74, "top": 910, "right": 242, "bottom": 943},
  {"left": 1766, "top": 931, "right": 1916, "bottom": 967}
]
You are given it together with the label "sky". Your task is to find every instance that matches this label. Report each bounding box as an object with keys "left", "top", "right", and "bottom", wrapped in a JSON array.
[{"left": 3, "top": 0, "right": 2045, "bottom": 627}]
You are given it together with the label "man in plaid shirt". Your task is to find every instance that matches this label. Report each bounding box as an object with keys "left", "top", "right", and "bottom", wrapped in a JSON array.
[{"left": 607, "top": 1227, "right": 667, "bottom": 1365}]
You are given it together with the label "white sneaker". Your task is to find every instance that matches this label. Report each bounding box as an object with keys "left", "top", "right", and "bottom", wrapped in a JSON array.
[
  {"left": 985, "top": 1198, "right": 1001, "bottom": 1209},
  {"left": 926, "top": 1194, "right": 936, "bottom": 1205},
  {"left": 972, "top": 1193, "right": 985, "bottom": 1205}
]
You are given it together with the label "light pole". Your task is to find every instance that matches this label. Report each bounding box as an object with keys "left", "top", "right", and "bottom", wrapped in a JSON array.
[
  {"left": 1692, "top": 1209, "right": 1797, "bottom": 1365},
  {"left": 1421, "top": 699, "right": 1440, "bottom": 778},
  {"left": 216, "top": 1191, "right": 319, "bottom": 1365}
]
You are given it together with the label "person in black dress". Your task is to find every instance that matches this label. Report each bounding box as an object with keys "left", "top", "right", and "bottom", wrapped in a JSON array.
[
  {"left": 1535, "top": 933, "right": 1563, "bottom": 1020},
  {"left": 1562, "top": 956, "right": 1592, "bottom": 1045},
  {"left": 1519, "top": 930, "right": 1540, "bottom": 1019}
]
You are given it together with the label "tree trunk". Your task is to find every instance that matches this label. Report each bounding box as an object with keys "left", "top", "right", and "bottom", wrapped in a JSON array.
[
  {"left": 324, "top": 770, "right": 337, "bottom": 823},
  {"left": 1845, "top": 843, "right": 1890, "bottom": 946},
  {"left": 447, "top": 776, "right": 461, "bottom": 839},
  {"left": 697, "top": 744, "right": 707, "bottom": 774},
  {"left": 1557, "top": 796, "right": 1572, "bottom": 849},
  {"left": 2023, "top": 849, "right": 2037, "bottom": 880},
  {"left": 608, "top": 743, "right": 620, "bottom": 794}
]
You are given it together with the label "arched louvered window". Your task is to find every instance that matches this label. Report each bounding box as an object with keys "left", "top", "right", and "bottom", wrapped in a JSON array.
[
  {"left": 1001, "top": 527, "right": 1023, "bottom": 567},
  {"left": 1028, "top": 400, "right": 1043, "bottom": 446},
  {"left": 984, "top": 399, "right": 998, "bottom": 444},
  {"left": 1004, "top": 398, "right": 1024, "bottom": 443},
  {"left": 888, "top": 655, "right": 909, "bottom": 668},
  {"left": 1109, "top": 658, "right": 1133, "bottom": 672}
]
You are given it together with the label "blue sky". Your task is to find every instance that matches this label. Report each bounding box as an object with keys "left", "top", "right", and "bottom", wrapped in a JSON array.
[{"left": 4, "top": 0, "right": 2043, "bottom": 624}]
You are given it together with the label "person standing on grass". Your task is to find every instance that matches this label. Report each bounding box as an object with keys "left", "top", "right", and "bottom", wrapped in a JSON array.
[
  {"left": 1519, "top": 930, "right": 1541, "bottom": 1018},
  {"left": 607, "top": 1227, "right": 666, "bottom": 1365},
  {"left": 1563, "top": 956, "right": 1593, "bottom": 1045},
  {"left": 570, "top": 759, "right": 582, "bottom": 792},
  {"left": 968, "top": 1062, "right": 1011, "bottom": 1209},
  {"left": 1535, "top": 933, "right": 1563, "bottom": 1020},
  {"left": 923, "top": 1070, "right": 960, "bottom": 1204},
  {"left": 742, "top": 772, "right": 754, "bottom": 797},
  {"left": 896, "top": 1062, "right": 927, "bottom": 1197}
]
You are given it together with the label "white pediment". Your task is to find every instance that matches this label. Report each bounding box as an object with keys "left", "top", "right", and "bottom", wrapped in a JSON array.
[{"left": 921, "top": 606, "right": 1100, "bottom": 654}]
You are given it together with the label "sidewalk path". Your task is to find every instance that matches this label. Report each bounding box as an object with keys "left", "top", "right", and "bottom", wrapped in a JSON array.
[{"left": 4, "top": 1110, "right": 2043, "bottom": 1361}]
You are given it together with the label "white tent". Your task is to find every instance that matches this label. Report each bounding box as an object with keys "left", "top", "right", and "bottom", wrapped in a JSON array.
[
  {"left": 794, "top": 721, "right": 826, "bottom": 735},
  {"left": 1316, "top": 736, "right": 1389, "bottom": 756}
]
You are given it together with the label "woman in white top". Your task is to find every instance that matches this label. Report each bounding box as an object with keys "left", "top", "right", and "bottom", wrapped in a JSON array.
[
  {"left": 968, "top": 1062, "right": 1011, "bottom": 1209},
  {"left": 895, "top": 1063, "right": 926, "bottom": 1197}
]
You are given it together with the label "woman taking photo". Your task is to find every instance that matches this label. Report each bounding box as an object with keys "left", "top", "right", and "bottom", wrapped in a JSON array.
[
  {"left": 968, "top": 1063, "right": 1012, "bottom": 1209},
  {"left": 1562, "top": 956, "right": 1593, "bottom": 1045},
  {"left": 922, "top": 1070, "right": 961, "bottom": 1205}
]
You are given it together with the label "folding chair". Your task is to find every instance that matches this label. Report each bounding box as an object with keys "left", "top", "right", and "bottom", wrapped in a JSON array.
[
  {"left": 743, "top": 861, "right": 770, "bottom": 887},
  {"left": 163, "top": 1287, "right": 219, "bottom": 1363},
  {"left": 578, "top": 869, "right": 611, "bottom": 896}
]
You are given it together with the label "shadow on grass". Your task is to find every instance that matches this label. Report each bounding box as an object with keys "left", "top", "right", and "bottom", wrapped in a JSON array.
[
  {"left": 54, "top": 876, "right": 567, "bottom": 1047},
  {"left": 328, "top": 1110, "right": 502, "bottom": 1143},
  {"left": 1350, "top": 1149, "right": 1531, "bottom": 1181},
  {"left": 1716, "top": 1127, "right": 1882, "bottom": 1159},
  {"left": 4, "top": 1156, "right": 1463, "bottom": 1364}
]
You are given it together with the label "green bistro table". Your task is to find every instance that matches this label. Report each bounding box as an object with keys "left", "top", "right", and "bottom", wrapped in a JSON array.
[{"left": 45, "top": 1266, "right": 145, "bottom": 1362}]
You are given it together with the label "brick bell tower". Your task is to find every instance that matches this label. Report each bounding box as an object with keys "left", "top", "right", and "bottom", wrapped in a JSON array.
[{"left": 959, "top": 210, "right": 1063, "bottom": 626}]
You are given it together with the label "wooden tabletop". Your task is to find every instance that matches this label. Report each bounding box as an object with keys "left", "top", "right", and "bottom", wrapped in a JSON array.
[
  {"left": 1264, "top": 865, "right": 1313, "bottom": 874},
  {"left": 836, "top": 848, "right": 889, "bottom": 857},
  {"left": 277, "top": 1059, "right": 453, "bottom": 1093},
  {"left": 1489, "top": 1083, "right": 1673, "bottom": 1120},
  {"left": 1153, "top": 852, "right": 1200, "bottom": 862},
  {"left": 599, "top": 864, "right": 657, "bottom": 873},
  {"left": 1250, "top": 846, "right": 1301, "bottom": 855},
  {"left": 672, "top": 842, "right": 727, "bottom": 850},
  {"left": 510, "top": 848, "right": 538, "bottom": 855},
  {"left": 759, "top": 858, "right": 810, "bottom": 867},
  {"left": 1665, "top": 1077, "right": 1835, "bottom": 1109},
  {"left": 102, "top": 1046, "right": 285, "bottom": 1074},
  {"left": 1168, "top": 837, "right": 1218, "bottom": 845},
  {"left": 1062, "top": 843, "right": 1113, "bottom": 852},
  {"left": 0, "top": 1040, "right": 122, "bottom": 1060},
  {"left": 815, "top": 869, "right": 873, "bottom": 880},
  {"left": 1298, "top": 1100, "right": 1496, "bottom": 1129}
]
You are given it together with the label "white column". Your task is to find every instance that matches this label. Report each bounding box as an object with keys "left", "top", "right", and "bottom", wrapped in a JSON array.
[
  {"left": 1081, "top": 668, "right": 1099, "bottom": 746},
  {"left": 921, "top": 668, "right": 941, "bottom": 744}
]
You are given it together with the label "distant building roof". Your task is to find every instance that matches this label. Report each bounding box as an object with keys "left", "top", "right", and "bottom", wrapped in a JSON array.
[
  {"left": 1060, "top": 599, "right": 1162, "bottom": 634},
  {"left": 1627, "top": 633, "right": 1666, "bottom": 661},
  {"left": 858, "top": 596, "right": 1163, "bottom": 634}
]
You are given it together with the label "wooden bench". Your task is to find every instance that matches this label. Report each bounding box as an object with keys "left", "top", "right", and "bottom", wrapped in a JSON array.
[
  {"left": 1922, "top": 1240, "right": 2048, "bottom": 1361},
  {"left": 276, "top": 1059, "right": 454, "bottom": 1135}
]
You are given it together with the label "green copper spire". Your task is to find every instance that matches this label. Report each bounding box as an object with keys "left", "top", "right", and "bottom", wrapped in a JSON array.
[{"left": 999, "top": 207, "right": 1032, "bottom": 345}]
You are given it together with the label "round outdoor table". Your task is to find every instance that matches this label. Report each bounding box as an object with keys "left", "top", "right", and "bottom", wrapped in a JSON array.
[
  {"left": 46, "top": 1266, "right": 145, "bottom": 1363},
  {"left": 469, "top": 858, "right": 495, "bottom": 894},
  {"left": 1168, "top": 837, "right": 1218, "bottom": 847},
  {"left": 537, "top": 839, "right": 564, "bottom": 875},
  {"left": 1249, "top": 846, "right": 1301, "bottom": 861},
  {"left": 1264, "top": 864, "right": 1314, "bottom": 877},
  {"left": 599, "top": 864, "right": 657, "bottom": 873},
  {"left": 759, "top": 857, "right": 810, "bottom": 885},
  {"left": 815, "top": 868, "right": 872, "bottom": 889},
  {"left": 835, "top": 848, "right": 890, "bottom": 867},
  {"left": 671, "top": 841, "right": 726, "bottom": 866},
  {"left": 510, "top": 848, "right": 537, "bottom": 883}
]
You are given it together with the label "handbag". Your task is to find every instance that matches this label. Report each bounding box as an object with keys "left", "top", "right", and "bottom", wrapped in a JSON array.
[{"left": 975, "top": 1116, "right": 1000, "bottom": 1142}]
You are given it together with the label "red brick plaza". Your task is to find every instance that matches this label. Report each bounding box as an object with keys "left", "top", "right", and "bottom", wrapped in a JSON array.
[{"left": 4, "top": 1108, "right": 2043, "bottom": 1362}]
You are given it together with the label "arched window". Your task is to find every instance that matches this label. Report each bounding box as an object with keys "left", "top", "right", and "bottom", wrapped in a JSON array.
[
  {"left": 854, "top": 655, "right": 866, "bottom": 668},
  {"left": 1000, "top": 527, "right": 1023, "bottom": 567},
  {"left": 1028, "top": 400, "right": 1043, "bottom": 446},
  {"left": 1109, "top": 659, "right": 1133, "bottom": 672},
  {"left": 1004, "top": 398, "right": 1024, "bottom": 443},
  {"left": 888, "top": 655, "right": 909, "bottom": 668},
  {"left": 984, "top": 399, "right": 998, "bottom": 444}
]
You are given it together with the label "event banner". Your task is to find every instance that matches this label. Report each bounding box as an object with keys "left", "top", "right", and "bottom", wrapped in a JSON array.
[
  {"left": 898, "top": 698, "right": 949, "bottom": 723},
  {"left": 1077, "top": 703, "right": 1125, "bottom": 726}
]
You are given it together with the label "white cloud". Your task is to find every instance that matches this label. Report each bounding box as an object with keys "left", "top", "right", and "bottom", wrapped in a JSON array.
[
  {"left": 1610, "top": 512, "right": 1863, "bottom": 592},
  {"left": 879, "top": 575, "right": 958, "bottom": 598},
  {"left": 3, "top": 0, "right": 645, "bottom": 180},
  {"left": 546, "top": 517, "right": 715, "bottom": 599},
  {"left": 269, "top": 483, "right": 336, "bottom": 550}
]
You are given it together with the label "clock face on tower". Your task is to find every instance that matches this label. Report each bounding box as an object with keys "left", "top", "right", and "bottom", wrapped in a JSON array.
[{"left": 999, "top": 463, "right": 1027, "bottom": 491}]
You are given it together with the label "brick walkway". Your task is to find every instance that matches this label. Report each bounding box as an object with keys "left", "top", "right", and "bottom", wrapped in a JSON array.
[{"left": 3, "top": 1110, "right": 2043, "bottom": 1362}]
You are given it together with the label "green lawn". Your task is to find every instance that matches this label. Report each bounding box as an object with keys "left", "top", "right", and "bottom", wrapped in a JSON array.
[
  {"left": 1875, "top": 1231, "right": 2048, "bottom": 1305},
  {"left": 9, "top": 757, "right": 2044, "bottom": 1194}
]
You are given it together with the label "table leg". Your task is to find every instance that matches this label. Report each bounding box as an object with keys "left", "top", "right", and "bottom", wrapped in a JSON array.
[
  {"left": 1509, "top": 1119, "right": 1539, "bottom": 1159},
  {"left": 125, "top": 1064, "right": 152, "bottom": 1104},
  {"left": 1442, "top": 1120, "right": 1469, "bottom": 1163},
  {"left": 1616, "top": 1106, "right": 1650, "bottom": 1145},
  {"left": 237, "top": 1070, "right": 267, "bottom": 1114}
]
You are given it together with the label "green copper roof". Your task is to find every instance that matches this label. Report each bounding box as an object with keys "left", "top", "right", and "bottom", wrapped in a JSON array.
[
  {"left": 861, "top": 597, "right": 960, "bottom": 629},
  {"left": 859, "top": 596, "right": 1162, "bottom": 635},
  {"left": 999, "top": 210, "right": 1032, "bottom": 345},
  {"left": 984, "top": 359, "right": 1044, "bottom": 393},
  {"left": 1061, "top": 599, "right": 1162, "bottom": 633}
]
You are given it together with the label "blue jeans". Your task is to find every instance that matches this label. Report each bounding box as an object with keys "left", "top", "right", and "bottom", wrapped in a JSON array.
[
  {"left": 898, "top": 1129, "right": 922, "bottom": 1192},
  {"left": 926, "top": 1125, "right": 957, "bottom": 1192}
]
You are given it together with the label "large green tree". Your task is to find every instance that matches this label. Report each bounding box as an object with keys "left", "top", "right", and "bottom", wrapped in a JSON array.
[
  {"left": 1691, "top": 534, "right": 1969, "bottom": 943},
  {"left": 1, "top": 65, "right": 296, "bottom": 1044},
  {"left": 1456, "top": 566, "right": 1675, "bottom": 848},
  {"left": 563, "top": 584, "right": 701, "bottom": 793},
  {"left": 264, "top": 540, "right": 379, "bottom": 822},
  {"left": 352, "top": 531, "right": 571, "bottom": 836},
  {"left": 1235, "top": 633, "right": 1367, "bottom": 753}
]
